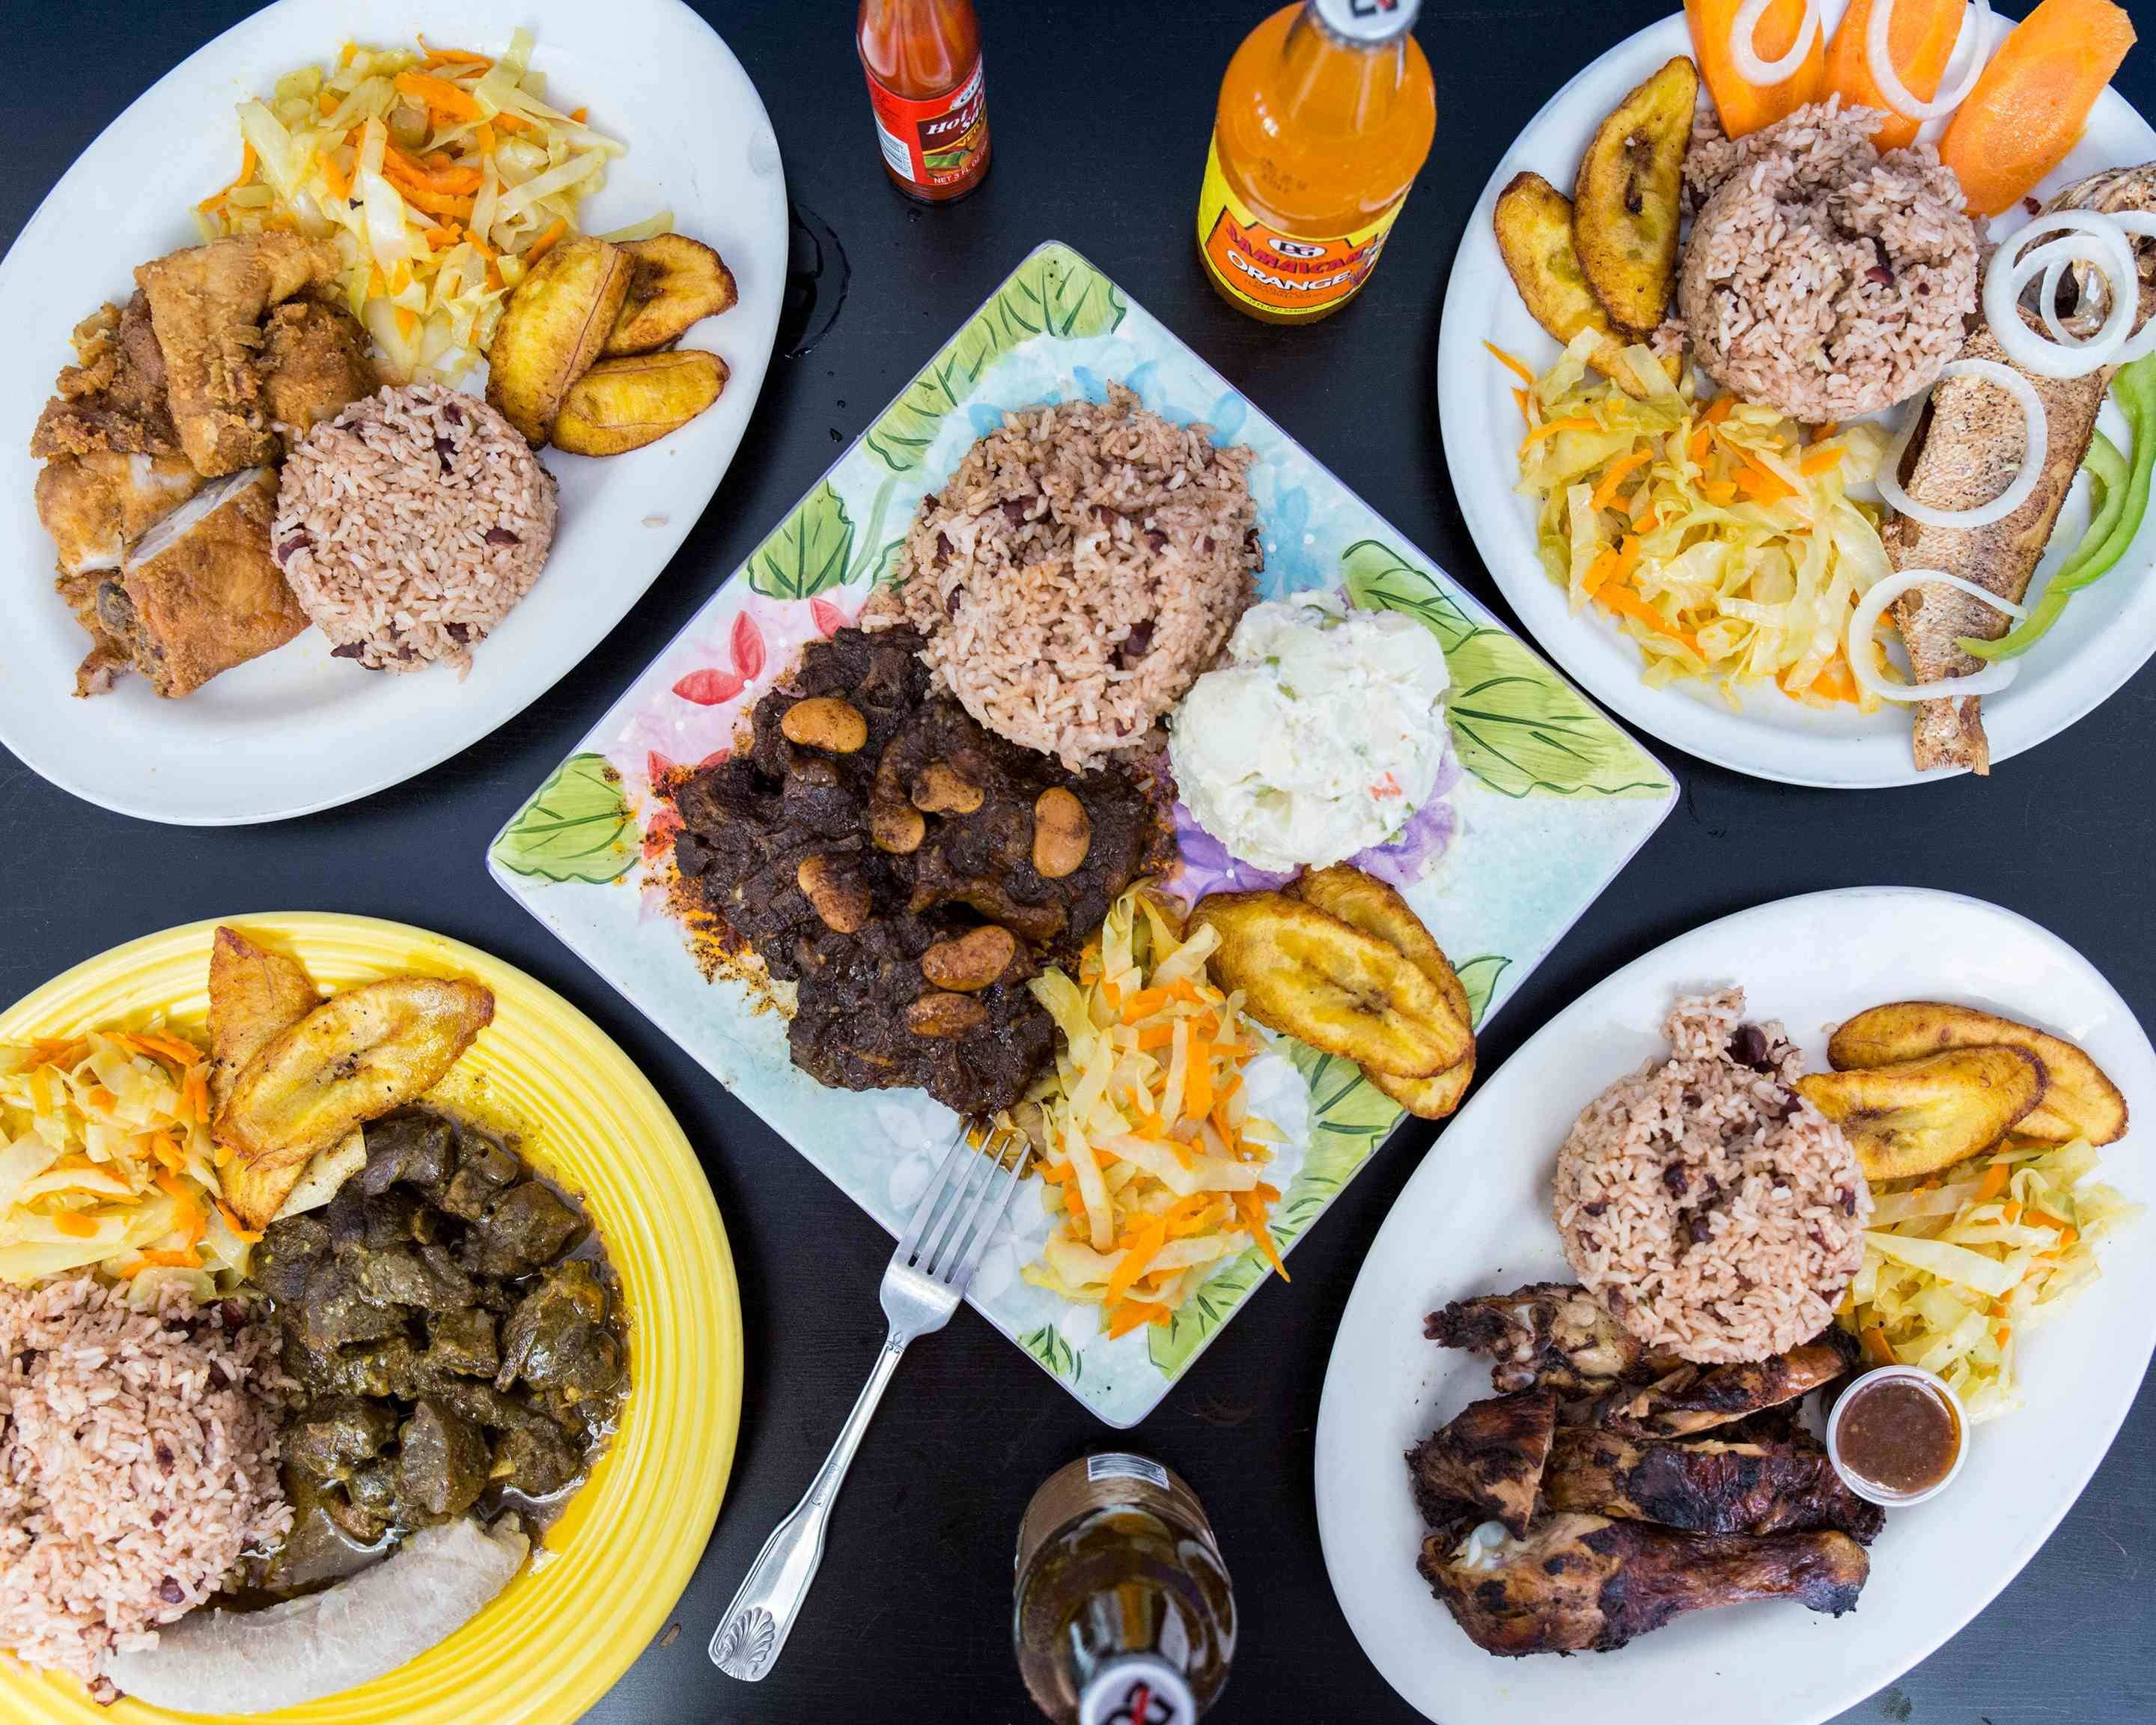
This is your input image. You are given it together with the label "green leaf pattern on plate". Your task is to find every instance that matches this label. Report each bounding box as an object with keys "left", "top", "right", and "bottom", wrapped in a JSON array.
[
  {"left": 491, "top": 754, "right": 636, "bottom": 883},
  {"left": 1455, "top": 955, "right": 1511, "bottom": 1028},
  {"left": 746, "top": 481, "right": 853, "bottom": 600},
  {"left": 1019, "top": 1324, "right": 1082, "bottom": 1384},
  {"left": 865, "top": 249, "right": 1127, "bottom": 472},
  {"left": 1342, "top": 539, "right": 1670, "bottom": 800},
  {"left": 1147, "top": 1038, "right": 1407, "bottom": 1379}
]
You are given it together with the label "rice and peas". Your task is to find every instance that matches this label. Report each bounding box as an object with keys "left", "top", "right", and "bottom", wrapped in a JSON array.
[{"left": 1554, "top": 988, "right": 1869, "bottom": 1365}]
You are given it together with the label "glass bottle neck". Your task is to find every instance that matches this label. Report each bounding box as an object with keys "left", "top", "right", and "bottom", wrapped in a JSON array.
[{"left": 1278, "top": 7, "right": 1412, "bottom": 136}]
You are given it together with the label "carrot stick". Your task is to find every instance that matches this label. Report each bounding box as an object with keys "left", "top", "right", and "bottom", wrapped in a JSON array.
[
  {"left": 1800, "top": 442, "right": 1847, "bottom": 476},
  {"left": 395, "top": 70, "right": 484, "bottom": 123},
  {"left": 1598, "top": 585, "right": 1703, "bottom": 654},
  {"left": 1940, "top": 0, "right": 2137, "bottom": 217},
  {"left": 1861, "top": 1324, "right": 1897, "bottom": 1366},
  {"left": 1687, "top": 0, "right": 1827, "bottom": 138},
  {"left": 1233, "top": 1191, "right": 1289, "bottom": 1283},
  {"left": 1824, "top": 0, "right": 1966, "bottom": 150},
  {"left": 1484, "top": 341, "right": 1538, "bottom": 387},
  {"left": 1590, "top": 448, "right": 1652, "bottom": 513}
]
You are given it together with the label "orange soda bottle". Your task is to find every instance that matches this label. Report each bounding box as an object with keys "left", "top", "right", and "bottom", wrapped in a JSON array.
[{"left": 1196, "top": 0, "right": 1436, "bottom": 323}]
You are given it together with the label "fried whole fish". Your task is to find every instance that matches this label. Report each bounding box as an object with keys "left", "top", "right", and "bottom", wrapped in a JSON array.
[{"left": 1886, "top": 165, "right": 2156, "bottom": 773}]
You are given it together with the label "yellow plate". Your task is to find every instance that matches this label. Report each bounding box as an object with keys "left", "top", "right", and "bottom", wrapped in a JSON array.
[{"left": 0, "top": 914, "right": 743, "bottom": 1725}]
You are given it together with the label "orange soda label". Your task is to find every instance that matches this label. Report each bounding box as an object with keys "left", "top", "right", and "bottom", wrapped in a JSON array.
[{"left": 1195, "top": 136, "right": 1404, "bottom": 318}]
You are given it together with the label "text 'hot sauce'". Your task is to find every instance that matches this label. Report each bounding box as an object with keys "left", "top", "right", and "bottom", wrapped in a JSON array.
[
  {"left": 858, "top": 0, "right": 990, "bottom": 202},
  {"left": 1196, "top": 0, "right": 1436, "bottom": 323}
]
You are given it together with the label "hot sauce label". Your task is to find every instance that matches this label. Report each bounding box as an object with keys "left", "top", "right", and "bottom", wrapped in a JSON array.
[
  {"left": 865, "top": 58, "right": 988, "bottom": 191},
  {"left": 1196, "top": 137, "right": 1404, "bottom": 317}
]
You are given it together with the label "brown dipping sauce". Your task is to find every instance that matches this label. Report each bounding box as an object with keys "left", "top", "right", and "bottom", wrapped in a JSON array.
[{"left": 1837, "top": 1375, "right": 1962, "bottom": 1496}]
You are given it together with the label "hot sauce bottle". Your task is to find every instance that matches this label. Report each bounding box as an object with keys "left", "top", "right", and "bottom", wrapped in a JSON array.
[
  {"left": 1196, "top": 0, "right": 1437, "bottom": 323},
  {"left": 857, "top": 0, "right": 991, "bottom": 203}
]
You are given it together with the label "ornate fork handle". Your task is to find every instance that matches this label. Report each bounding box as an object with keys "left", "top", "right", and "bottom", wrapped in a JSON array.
[{"left": 709, "top": 1331, "right": 910, "bottom": 1680}]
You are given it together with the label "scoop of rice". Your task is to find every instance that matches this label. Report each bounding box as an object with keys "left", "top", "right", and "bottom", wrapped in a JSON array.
[
  {"left": 275, "top": 383, "right": 558, "bottom": 674},
  {"left": 862, "top": 385, "right": 1259, "bottom": 771},
  {"left": 1553, "top": 988, "right": 1870, "bottom": 1364},
  {"left": 1673, "top": 101, "right": 1978, "bottom": 424},
  {"left": 0, "top": 1275, "right": 289, "bottom": 1691}
]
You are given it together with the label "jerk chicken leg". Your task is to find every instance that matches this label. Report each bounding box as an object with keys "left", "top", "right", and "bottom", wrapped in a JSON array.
[
  {"left": 1425, "top": 1282, "right": 1656, "bottom": 1393},
  {"left": 1541, "top": 1428, "right": 1884, "bottom": 1543},
  {"left": 1418, "top": 1512, "right": 1869, "bottom": 1655}
]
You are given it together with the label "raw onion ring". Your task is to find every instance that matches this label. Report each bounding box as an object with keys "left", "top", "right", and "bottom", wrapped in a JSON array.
[
  {"left": 1983, "top": 211, "right": 2140, "bottom": 378},
  {"left": 1730, "top": 0, "right": 1823, "bottom": 85},
  {"left": 1866, "top": 0, "right": 1992, "bottom": 124},
  {"left": 2107, "top": 210, "right": 2156, "bottom": 362},
  {"left": 1849, "top": 571, "right": 2026, "bottom": 704},
  {"left": 1878, "top": 359, "right": 2049, "bottom": 531}
]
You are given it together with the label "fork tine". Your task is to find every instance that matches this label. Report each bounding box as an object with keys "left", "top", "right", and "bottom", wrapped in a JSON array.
[
  {"left": 947, "top": 1134, "right": 1030, "bottom": 1294},
  {"left": 917, "top": 1134, "right": 998, "bottom": 1274},
  {"left": 928, "top": 1131, "right": 1012, "bottom": 1283},
  {"left": 896, "top": 1125, "right": 971, "bottom": 1263}
]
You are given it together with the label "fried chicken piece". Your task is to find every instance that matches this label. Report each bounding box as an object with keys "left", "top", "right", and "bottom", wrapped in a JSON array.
[
  {"left": 1541, "top": 1428, "right": 1884, "bottom": 1543},
  {"left": 1406, "top": 1390, "right": 1556, "bottom": 1539},
  {"left": 1418, "top": 1510, "right": 1869, "bottom": 1655},
  {"left": 261, "top": 296, "right": 380, "bottom": 444},
  {"left": 1425, "top": 1282, "right": 1657, "bottom": 1394},
  {"left": 36, "top": 449, "right": 204, "bottom": 578},
  {"left": 134, "top": 233, "right": 345, "bottom": 474},
  {"left": 31, "top": 293, "right": 180, "bottom": 460},
  {"left": 88, "top": 468, "right": 308, "bottom": 697}
]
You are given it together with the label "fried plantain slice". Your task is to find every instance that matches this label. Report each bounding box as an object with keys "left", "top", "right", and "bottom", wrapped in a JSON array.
[
  {"left": 485, "top": 237, "right": 633, "bottom": 443},
  {"left": 1794, "top": 1046, "right": 2045, "bottom": 1181},
  {"left": 551, "top": 350, "right": 728, "bottom": 456},
  {"left": 604, "top": 234, "right": 738, "bottom": 356},
  {"left": 1493, "top": 172, "right": 1669, "bottom": 398},
  {"left": 1573, "top": 56, "right": 1697, "bottom": 336},
  {"left": 207, "top": 928, "right": 363, "bottom": 1218},
  {"left": 207, "top": 926, "right": 320, "bottom": 1118},
  {"left": 214, "top": 977, "right": 495, "bottom": 1226},
  {"left": 1190, "top": 892, "right": 1471, "bottom": 1080},
  {"left": 1289, "top": 865, "right": 1476, "bottom": 1117},
  {"left": 1827, "top": 1002, "right": 2127, "bottom": 1147},
  {"left": 1369, "top": 1053, "right": 1475, "bottom": 1122}
]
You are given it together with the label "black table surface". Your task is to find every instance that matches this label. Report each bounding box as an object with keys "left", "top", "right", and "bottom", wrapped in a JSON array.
[{"left": 6, "top": 2, "right": 2154, "bottom": 1721}]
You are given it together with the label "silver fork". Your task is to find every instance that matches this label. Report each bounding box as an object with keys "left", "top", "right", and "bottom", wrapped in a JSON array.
[{"left": 709, "top": 1121, "right": 1029, "bottom": 1681}]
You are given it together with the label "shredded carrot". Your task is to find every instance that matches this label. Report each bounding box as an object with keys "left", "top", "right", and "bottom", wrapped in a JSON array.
[
  {"left": 120, "top": 1032, "right": 204, "bottom": 1068},
  {"left": 569, "top": 106, "right": 588, "bottom": 124},
  {"left": 1734, "top": 452, "right": 1798, "bottom": 502},
  {"left": 1520, "top": 416, "right": 1598, "bottom": 453},
  {"left": 1105, "top": 1215, "right": 1169, "bottom": 1305},
  {"left": 1589, "top": 448, "right": 1652, "bottom": 514},
  {"left": 1183, "top": 1047, "right": 1214, "bottom": 1120},
  {"left": 395, "top": 70, "right": 484, "bottom": 122},
  {"left": 1860, "top": 1324, "right": 1896, "bottom": 1367},
  {"left": 1106, "top": 1300, "right": 1169, "bottom": 1339},
  {"left": 1994, "top": 1324, "right": 2013, "bottom": 1348},
  {"left": 419, "top": 38, "right": 493, "bottom": 67},
  {"left": 1484, "top": 341, "right": 1539, "bottom": 388},
  {"left": 1234, "top": 1191, "right": 1289, "bottom": 1282},
  {"left": 215, "top": 1202, "right": 264, "bottom": 1244},
  {"left": 1976, "top": 1161, "right": 2012, "bottom": 1203},
  {"left": 338, "top": 40, "right": 358, "bottom": 67},
  {"left": 2002, "top": 1199, "right": 2023, "bottom": 1225},
  {"left": 137, "top": 1247, "right": 204, "bottom": 1270},
  {"left": 2024, "top": 1206, "right": 2071, "bottom": 1233},
  {"left": 1702, "top": 395, "right": 1737, "bottom": 427},
  {"left": 492, "top": 110, "right": 529, "bottom": 133},
  {"left": 318, "top": 89, "right": 341, "bottom": 118},
  {"left": 1700, "top": 478, "right": 1739, "bottom": 505},
  {"left": 1800, "top": 442, "right": 1847, "bottom": 476},
  {"left": 48, "top": 1211, "right": 100, "bottom": 1239},
  {"left": 1513, "top": 387, "right": 1532, "bottom": 428},
  {"left": 1598, "top": 584, "right": 1702, "bottom": 654},
  {"left": 319, "top": 154, "right": 352, "bottom": 204}
]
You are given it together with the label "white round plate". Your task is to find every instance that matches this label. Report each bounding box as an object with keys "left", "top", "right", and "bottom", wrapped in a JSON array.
[
  {"left": 0, "top": 0, "right": 787, "bottom": 824},
  {"left": 1315, "top": 886, "right": 2155, "bottom": 1725},
  {"left": 1437, "top": 9, "right": 2156, "bottom": 788}
]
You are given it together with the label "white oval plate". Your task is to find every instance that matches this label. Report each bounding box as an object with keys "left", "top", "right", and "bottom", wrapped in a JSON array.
[
  {"left": 1437, "top": 9, "right": 2156, "bottom": 787},
  {"left": 1315, "top": 886, "right": 2155, "bottom": 1725},
  {"left": 0, "top": 0, "right": 786, "bottom": 824}
]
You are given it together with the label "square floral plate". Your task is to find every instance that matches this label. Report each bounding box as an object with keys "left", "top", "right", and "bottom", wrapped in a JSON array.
[{"left": 489, "top": 241, "right": 1677, "bottom": 1426}]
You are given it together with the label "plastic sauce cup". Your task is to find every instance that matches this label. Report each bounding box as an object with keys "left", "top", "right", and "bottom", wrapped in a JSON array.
[{"left": 1826, "top": 1364, "right": 1969, "bottom": 1508}]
